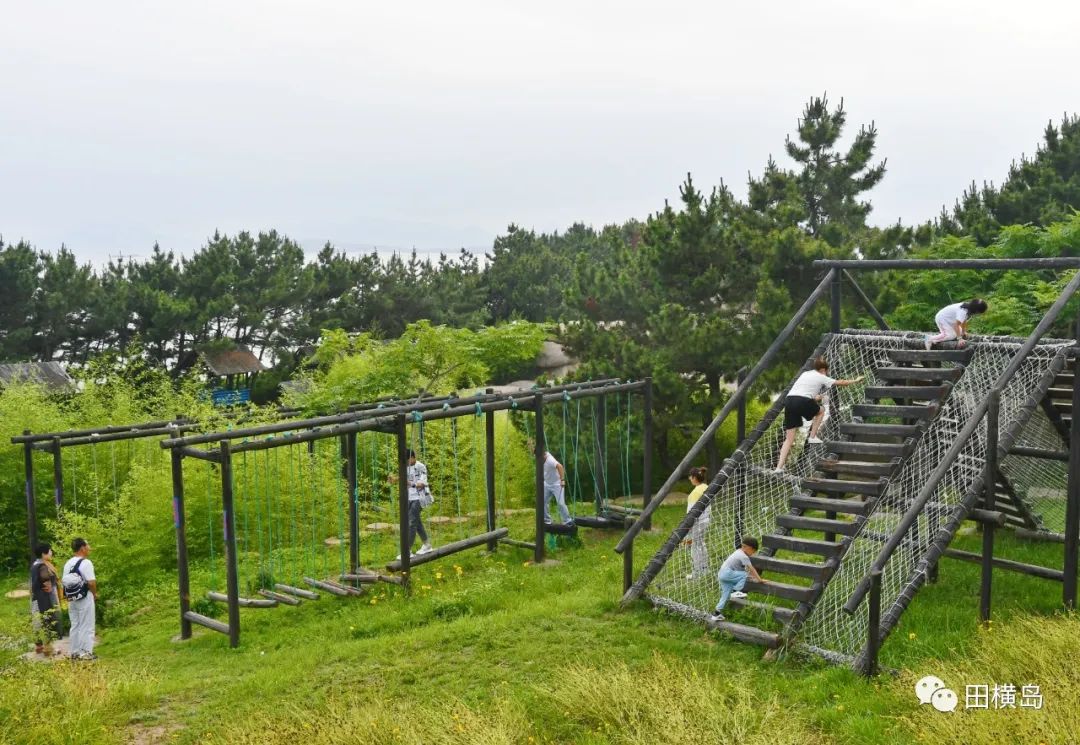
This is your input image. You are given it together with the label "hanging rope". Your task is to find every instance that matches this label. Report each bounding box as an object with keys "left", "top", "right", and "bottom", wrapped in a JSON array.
[{"left": 205, "top": 448, "right": 217, "bottom": 591}]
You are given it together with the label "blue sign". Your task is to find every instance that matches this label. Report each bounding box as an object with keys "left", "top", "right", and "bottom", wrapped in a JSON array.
[{"left": 211, "top": 387, "right": 251, "bottom": 406}]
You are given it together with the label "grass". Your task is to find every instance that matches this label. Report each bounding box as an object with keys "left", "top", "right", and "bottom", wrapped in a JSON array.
[{"left": 0, "top": 506, "right": 1076, "bottom": 745}]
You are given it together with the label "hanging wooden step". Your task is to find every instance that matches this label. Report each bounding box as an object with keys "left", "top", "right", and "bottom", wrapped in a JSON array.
[
  {"left": 800, "top": 477, "right": 886, "bottom": 497},
  {"left": 776, "top": 514, "right": 860, "bottom": 536},
  {"left": 744, "top": 578, "right": 816, "bottom": 602},
  {"left": 790, "top": 495, "right": 872, "bottom": 516},
  {"left": 852, "top": 403, "right": 938, "bottom": 420},
  {"left": 725, "top": 596, "right": 797, "bottom": 624},
  {"left": 704, "top": 618, "right": 782, "bottom": 648},
  {"left": 751, "top": 554, "right": 829, "bottom": 579},
  {"left": 257, "top": 589, "right": 302, "bottom": 606},
  {"left": 838, "top": 422, "right": 922, "bottom": 438},
  {"left": 822, "top": 440, "right": 910, "bottom": 457},
  {"left": 274, "top": 583, "right": 320, "bottom": 600},
  {"left": 864, "top": 385, "right": 950, "bottom": 401},
  {"left": 887, "top": 348, "right": 973, "bottom": 364},
  {"left": 762, "top": 533, "right": 847, "bottom": 557},
  {"left": 816, "top": 459, "right": 895, "bottom": 478},
  {"left": 206, "top": 591, "right": 277, "bottom": 608}
]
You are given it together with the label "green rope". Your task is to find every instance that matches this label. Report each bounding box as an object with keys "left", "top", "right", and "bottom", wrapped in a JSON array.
[
  {"left": 336, "top": 440, "right": 346, "bottom": 577},
  {"left": 252, "top": 445, "right": 265, "bottom": 588},
  {"left": 266, "top": 439, "right": 278, "bottom": 586},
  {"left": 205, "top": 451, "right": 217, "bottom": 590},
  {"left": 622, "top": 390, "right": 633, "bottom": 502}
]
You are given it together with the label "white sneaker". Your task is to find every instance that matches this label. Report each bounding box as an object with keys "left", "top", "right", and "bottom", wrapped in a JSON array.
[
  {"left": 807, "top": 436, "right": 823, "bottom": 445},
  {"left": 773, "top": 467, "right": 784, "bottom": 473},
  {"left": 731, "top": 591, "right": 748, "bottom": 599},
  {"left": 924, "top": 337, "right": 933, "bottom": 351},
  {"left": 417, "top": 544, "right": 433, "bottom": 555}
]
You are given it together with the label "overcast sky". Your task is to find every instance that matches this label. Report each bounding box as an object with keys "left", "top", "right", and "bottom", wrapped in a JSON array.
[{"left": 2, "top": 0, "right": 1077, "bottom": 267}]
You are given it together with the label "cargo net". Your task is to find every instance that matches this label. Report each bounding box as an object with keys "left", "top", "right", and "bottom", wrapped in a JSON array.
[
  {"left": 1000, "top": 402, "right": 1070, "bottom": 535},
  {"left": 644, "top": 329, "right": 1072, "bottom": 663}
]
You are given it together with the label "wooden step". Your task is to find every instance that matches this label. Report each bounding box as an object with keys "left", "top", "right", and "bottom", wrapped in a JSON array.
[
  {"left": 801, "top": 477, "right": 886, "bottom": 497},
  {"left": 852, "top": 403, "right": 938, "bottom": 420},
  {"left": 790, "top": 495, "right": 872, "bottom": 516},
  {"left": 837, "top": 422, "right": 922, "bottom": 438},
  {"left": 725, "top": 596, "right": 797, "bottom": 624},
  {"left": 704, "top": 618, "right": 782, "bottom": 648},
  {"left": 751, "top": 554, "right": 829, "bottom": 579},
  {"left": 874, "top": 366, "right": 964, "bottom": 382},
  {"left": 887, "top": 349, "right": 973, "bottom": 364},
  {"left": 762, "top": 533, "right": 846, "bottom": 557},
  {"left": 777, "top": 514, "right": 861, "bottom": 536},
  {"left": 744, "top": 578, "right": 816, "bottom": 603},
  {"left": 822, "top": 440, "right": 910, "bottom": 457},
  {"left": 1047, "top": 387, "right": 1073, "bottom": 399},
  {"left": 864, "top": 385, "right": 950, "bottom": 401},
  {"left": 816, "top": 459, "right": 895, "bottom": 478}
]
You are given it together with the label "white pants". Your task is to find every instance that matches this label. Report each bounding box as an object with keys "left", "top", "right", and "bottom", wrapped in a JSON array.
[
  {"left": 928, "top": 318, "right": 958, "bottom": 344},
  {"left": 544, "top": 484, "right": 572, "bottom": 524},
  {"left": 689, "top": 510, "right": 711, "bottom": 577},
  {"left": 68, "top": 595, "right": 96, "bottom": 656}
]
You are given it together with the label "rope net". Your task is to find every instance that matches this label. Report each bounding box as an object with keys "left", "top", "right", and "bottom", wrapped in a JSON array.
[{"left": 645, "top": 329, "right": 1072, "bottom": 663}]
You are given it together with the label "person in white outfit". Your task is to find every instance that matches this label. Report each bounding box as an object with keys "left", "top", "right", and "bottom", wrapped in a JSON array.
[
  {"left": 925, "top": 299, "right": 988, "bottom": 350},
  {"left": 62, "top": 537, "right": 98, "bottom": 661},
  {"left": 685, "top": 467, "right": 711, "bottom": 579},
  {"left": 534, "top": 445, "right": 573, "bottom": 526},
  {"left": 775, "top": 357, "right": 864, "bottom": 472}
]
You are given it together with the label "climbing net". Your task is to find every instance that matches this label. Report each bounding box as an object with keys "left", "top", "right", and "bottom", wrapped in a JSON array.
[
  {"left": 1000, "top": 403, "right": 1070, "bottom": 536},
  {"left": 646, "top": 330, "right": 1072, "bottom": 664}
]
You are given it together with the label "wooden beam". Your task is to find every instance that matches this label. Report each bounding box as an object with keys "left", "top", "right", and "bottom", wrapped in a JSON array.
[{"left": 385, "top": 528, "right": 510, "bottom": 571}]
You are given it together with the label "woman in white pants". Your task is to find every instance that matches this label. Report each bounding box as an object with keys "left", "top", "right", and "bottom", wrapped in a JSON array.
[
  {"left": 63, "top": 538, "right": 98, "bottom": 660},
  {"left": 685, "top": 467, "right": 711, "bottom": 579}
]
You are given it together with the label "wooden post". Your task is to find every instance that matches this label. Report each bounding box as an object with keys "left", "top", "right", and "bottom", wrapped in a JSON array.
[
  {"left": 864, "top": 568, "right": 882, "bottom": 677},
  {"left": 642, "top": 377, "right": 654, "bottom": 531},
  {"left": 220, "top": 440, "right": 241, "bottom": 648},
  {"left": 171, "top": 444, "right": 192, "bottom": 639},
  {"left": 347, "top": 431, "right": 359, "bottom": 576},
  {"left": 736, "top": 368, "right": 747, "bottom": 444},
  {"left": 485, "top": 389, "right": 498, "bottom": 551},
  {"left": 534, "top": 393, "right": 546, "bottom": 564},
  {"left": 981, "top": 389, "right": 1000, "bottom": 622},
  {"left": 1065, "top": 331, "right": 1080, "bottom": 609},
  {"left": 831, "top": 272, "right": 842, "bottom": 333},
  {"left": 595, "top": 395, "right": 607, "bottom": 512},
  {"left": 52, "top": 437, "right": 63, "bottom": 508},
  {"left": 23, "top": 435, "right": 37, "bottom": 564},
  {"left": 623, "top": 540, "right": 633, "bottom": 594},
  {"left": 396, "top": 416, "right": 411, "bottom": 593}
]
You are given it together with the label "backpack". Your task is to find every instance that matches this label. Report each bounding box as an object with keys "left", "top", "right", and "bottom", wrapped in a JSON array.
[{"left": 62, "top": 558, "right": 89, "bottom": 601}]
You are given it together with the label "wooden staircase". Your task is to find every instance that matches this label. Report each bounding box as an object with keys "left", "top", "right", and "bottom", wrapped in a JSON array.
[{"left": 710, "top": 346, "right": 974, "bottom": 647}]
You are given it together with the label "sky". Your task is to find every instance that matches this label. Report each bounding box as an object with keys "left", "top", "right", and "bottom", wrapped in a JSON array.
[{"left": 2, "top": 0, "right": 1078, "bottom": 267}]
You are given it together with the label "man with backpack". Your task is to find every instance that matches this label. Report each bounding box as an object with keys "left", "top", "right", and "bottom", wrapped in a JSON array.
[{"left": 62, "top": 538, "right": 98, "bottom": 660}]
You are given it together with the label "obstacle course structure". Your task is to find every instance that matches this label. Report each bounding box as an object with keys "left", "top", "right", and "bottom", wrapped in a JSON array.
[
  {"left": 160, "top": 379, "right": 651, "bottom": 647},
  {"left": 618, "top": 259, "right": 1080, "bottom": 673}
]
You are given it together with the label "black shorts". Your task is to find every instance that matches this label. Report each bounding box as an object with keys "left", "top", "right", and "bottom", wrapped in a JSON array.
[{"left": 783, "top": 395, "right": 820, "bottom": 430}]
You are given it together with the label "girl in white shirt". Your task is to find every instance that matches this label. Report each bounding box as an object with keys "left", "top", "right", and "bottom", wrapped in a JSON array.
[
  {"left": 925, "top": 299, "right": 988, "bottom": 350},
  {"left": 775, "top": 357, "right": 863, "bottom": 472}
]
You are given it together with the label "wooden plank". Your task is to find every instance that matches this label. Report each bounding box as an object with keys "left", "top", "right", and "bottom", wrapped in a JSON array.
[
  {"left": 801, "top": 477, "right": 885, "bottom": 496},
  {"left": 544, "top": 521, "right": 579, "bottom": 535},
  {"left": 886, "top": 349, "right": 973, "bottom": 363},
  {"left": 743, "top": 578, "right": 816, "bottom": 602},
  {"left": 498, "top": 538, "right": 537, "bottom": 550},
  {"left": 274, "top": 583, "right": 320, "bottom": 600},
  {"left": 386, "top": 528, "right": 510, "bottom": 571},
  {"left": 852, "top": 403, "right": 938, "bottom": 420},
  {"left": 183, "top": 611, "right": 229, "bottom": 635},
  {"left": 257, "top": 589, "right": 301, "bottom": 606},
  {"left": 838, "top": 422, "right": 921, "bottom": 438},
  {"left": 822, "top": 440, "right": 909, "bottom": 457},
  {"left": 874, "top": 367, "right": 963, "bottom": 382},
  {"left": 762, "top": 534, "right": 845, "bottom": 557},
  {"left": 751, "top": 555, "right": 828, "bottom": 579},
  {"left": 777, "top": 514, "right": 860, "bottom": 536},
  {"left": 725, "top": 596, "right": 797, "bottom": 624},
  {"left": 942, "top": 548, "right": 1064, "bottom": 581},
  {"left": 304, "top": 577, "right": 362, "bottom": 596},
  {"left": 864, "top": 385, "right": 949, "bottom": 401},
  {"left": 790, "top": 495, "right": 872, "bottom": 515},
  {"left": 816, "top": 459, "right": 895, "bottom": 478},
  {"left": 573, "top": 514, "right": 627, "bottom": 530},
  {"left": 704, "top": 618, "right": 781, "bottom": 648},
  {"left": 340, "top": 572, "right": 405, "bottom": 587},
  {"left": 206, "top": 591, "right": 277, "bottom": 608}
]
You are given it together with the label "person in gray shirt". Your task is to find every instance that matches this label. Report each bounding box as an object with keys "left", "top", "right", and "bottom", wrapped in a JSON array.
[{"left": 710, "top": 537, "right": 768, "bottom": 621}]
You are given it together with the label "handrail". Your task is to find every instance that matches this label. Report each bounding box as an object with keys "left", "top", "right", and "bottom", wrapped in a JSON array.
[
  {"left": 614, "top": 268, "right": 838, "bottom": 554},
  {"left": 814, "top": 258, "right": 1080, "bottom": 270},
  {"left": 842, "top": 267, "right": 1080, "bottom": 614}
]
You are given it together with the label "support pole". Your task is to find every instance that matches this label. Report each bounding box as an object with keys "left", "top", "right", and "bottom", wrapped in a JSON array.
[
  {"left": 831, "top": 272, "right": 842, "bottom": 333},
  {"left": 842, "top": 270, "right": 890, "bottom": 331},
  {"left": 981, "top": 389, "right": 1000, "bottom": 623},
  {"left": 347, "top": 431, "right": 359, "bottom": 576},
  {"left": 23, "top": 435, "right": 37, "bottom": 564},
  {"left": 736, "top": 368, "right": 747, "bottom": 444},
  {"left": 595, "top": 395, "right": 607, "bottom": 512},
  {"left": 642, "top": 378, "right": 654, "bottom": 531},
  {"left": 171, "top": 443, "right": 192, "bottom": 639},
  {"left": 864, "top": 568, "right": 882, "bottom": 677},
  {"left": 396, "top": 416, "right": 411, "bottom": 593},
  {"left": 534, "top": 392, "right": 546, "bottom": 564},
  {"left": 485, "top": 388, "right": 497, "bottom": 551},
  {"left": 623, "top": 540, "right": 633, "bottom": 594},
  {"left": 1065, "top": 322, "right": 1080, "bottom": 609},
  {"left": 52, "top": 437, "right": 63, "bottom": 508},
  {"left": 220, "top": 440, "right": 241, "bottom": 648}
]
